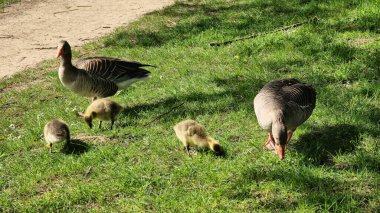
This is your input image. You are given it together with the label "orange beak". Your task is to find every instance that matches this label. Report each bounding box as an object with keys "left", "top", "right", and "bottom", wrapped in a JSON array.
[
  {"left": 56, "top": 48, "right": 62, "bottom": 58},
  {"left": 277, "top": 144, "right": 286, "bottom": 160}
]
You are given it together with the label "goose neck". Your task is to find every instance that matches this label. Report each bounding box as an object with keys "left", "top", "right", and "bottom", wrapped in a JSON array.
[{"left": 60, "top": 53, "right": 73, "bottom": 68}]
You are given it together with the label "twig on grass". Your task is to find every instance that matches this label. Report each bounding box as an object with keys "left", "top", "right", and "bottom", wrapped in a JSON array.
[
  {"left": 210, "top": 16, "right": 319, "bottom": 46},
  {"left": 144, "top": 102, "right": 184, "bottom": 127}
]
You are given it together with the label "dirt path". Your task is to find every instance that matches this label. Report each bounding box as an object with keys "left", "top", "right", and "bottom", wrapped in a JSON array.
[{"left": 0, "top": 0, "right": 174, "bottom": 79}]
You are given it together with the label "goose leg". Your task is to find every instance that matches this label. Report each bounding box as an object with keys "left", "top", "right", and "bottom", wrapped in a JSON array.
[
  {"left": 286, "top": 131, "right": 294, "bottom": 144},
  {"left": 98, "top": 120, "right": 102, "bottom": 129},
  {"left": 49, "top": 143, "right": 53, "bottom": 153},
  {"left": 264, "top": 133, "right": 275, "bottom": 150}
]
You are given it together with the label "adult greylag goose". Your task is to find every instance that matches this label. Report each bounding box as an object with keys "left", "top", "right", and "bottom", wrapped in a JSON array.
[
  {"left": 56, "top": 40, "right": 154, "bottom": 101},
  {"left": 253, "top": 78, "right": 316, "bottom": 160}
]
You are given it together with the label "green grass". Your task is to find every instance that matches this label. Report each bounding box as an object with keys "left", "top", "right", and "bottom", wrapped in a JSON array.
[
  {"left": 0, "top": 0, "right": 19, "bottom": 9},
  {"left": 1, "top": 0, "right": 379, "bottom": 211}
]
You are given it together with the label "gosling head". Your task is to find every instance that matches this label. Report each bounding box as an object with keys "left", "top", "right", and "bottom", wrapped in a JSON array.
[
  {"left": 84, "top": 115, "right": 93, "bottom": 129},
  {"left": 56, "top": 40, "right": 71, "bottom": 58},
  {"left": 77, "top": 111, "right": 95, "bottom": 129}
]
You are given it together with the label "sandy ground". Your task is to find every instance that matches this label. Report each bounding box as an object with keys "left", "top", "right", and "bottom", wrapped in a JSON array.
[{"left": 0, "top": 0, "right": 174, "bottom": 79}]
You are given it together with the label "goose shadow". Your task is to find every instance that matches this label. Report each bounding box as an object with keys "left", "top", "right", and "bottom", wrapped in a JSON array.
[
  {"left": 103, "top": 1, "right": 339, "bottom": 48},
  {"left": 118, "top": 75, "right": 266, "bottom": 126},
  {"left": 61, "top": 139, "right": 90, "bottom": 155},
  {"left": 293, "top": 124, "right": 360, "bottom": 165}
]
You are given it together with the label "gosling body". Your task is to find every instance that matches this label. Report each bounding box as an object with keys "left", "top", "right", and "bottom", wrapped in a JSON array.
[
  {"left": 79, "top": 98, "right": 123, "bottom": 129},
  {"left": 43, "top": 119, "right": 70, "bottom": 153},
  {"left": 173, "top": 120, "right": 222, "bottom": 155}
]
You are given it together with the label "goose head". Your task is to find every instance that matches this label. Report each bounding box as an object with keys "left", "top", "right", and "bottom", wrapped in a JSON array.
[
  {"left": 272, "top": 120, "right": 288, "bottom": 160},
  {"left": 56, "top": 40, "right": 71, "bottom": 58}
]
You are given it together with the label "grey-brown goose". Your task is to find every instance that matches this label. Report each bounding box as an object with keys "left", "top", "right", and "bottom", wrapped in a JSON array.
[
  {"left": 57, "top": 40, "right": 154, "bottom": 101},
  {"left": 253, "top": 78, "right": 316, "bottom": 160},
  {"left": 43, "top": 119, "right": 70, "bottom": 153}
]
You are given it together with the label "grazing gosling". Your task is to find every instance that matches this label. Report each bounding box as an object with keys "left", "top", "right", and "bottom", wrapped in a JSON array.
[
  {"left": 173, "top": 120, "right": 222, "bottom": 156},
  {"left": 78, "top": 98, "right": 123, "bottom": 129},
  {"left": 44, "top": 119, "right": 70, "bottom": 153}
]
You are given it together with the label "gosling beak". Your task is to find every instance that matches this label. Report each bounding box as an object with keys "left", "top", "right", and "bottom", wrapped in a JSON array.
[{"left": 277, "top": 144, "right": 286, "bottom": 160}]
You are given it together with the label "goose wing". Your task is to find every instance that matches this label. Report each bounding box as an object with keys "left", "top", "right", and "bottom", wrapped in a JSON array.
[
  {"left": 71, "top": 68, "right": 119, "bottom": 98},
  {"left": 281, "top": 81, "right": 316, "bottom": 129},
  {"left": 75, "top": 57, "right": 153, "bottom": 83}
]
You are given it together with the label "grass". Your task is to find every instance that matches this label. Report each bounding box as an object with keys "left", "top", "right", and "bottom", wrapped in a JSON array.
[
  {"left": 0, "top": 0, "right": 19, "bottom": 10},
  {"left": 0, "top": 0, "right": 379, "bottom": 211}
]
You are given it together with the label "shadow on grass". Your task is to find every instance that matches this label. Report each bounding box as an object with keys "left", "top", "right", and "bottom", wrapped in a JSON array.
[
  {"left": 104, "top": 1, "right": 346, "bottom": 48},
  {"left": 293, "top": 124, "right": 360, "bottom": 165},
  {"left": 61, "top": 139, "right": 89, "bottom": 155},
  {"left": 224, "top": 165, "right": 373, "bottom": 211},
  {"left": 118, "top": 75, "right": 265, "bottom": 128}
]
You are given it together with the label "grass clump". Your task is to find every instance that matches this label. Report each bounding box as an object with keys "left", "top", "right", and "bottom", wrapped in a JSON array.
[{"left": 0, "top": 0, "right": 379, "bottom": 211}]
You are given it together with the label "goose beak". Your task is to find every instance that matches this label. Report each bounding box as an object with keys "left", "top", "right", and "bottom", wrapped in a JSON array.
[
  {"left": 56, "top": 48, "right": 63, "bottom": 58},
  {"left": 277, "top": 144, "right": 285, "bottom": 160}
]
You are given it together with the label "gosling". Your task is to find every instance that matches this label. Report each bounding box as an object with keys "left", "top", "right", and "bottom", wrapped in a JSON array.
[
  {"left": 173, "top": 119, "right": 222, "bottom": 156},
  {"left": 78, "top": 98, "right": 123, "bottom": 129},
  {"left": 44, "top": 119, "right": 70, "bottom": 153}
]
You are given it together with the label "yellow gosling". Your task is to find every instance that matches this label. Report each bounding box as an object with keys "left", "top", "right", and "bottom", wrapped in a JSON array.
[
  {"left": 78, "top": 98, "right": 123, "bottom": 129},
  {"left": 173, "top": 119, "right": 222, "bottom": 156}
]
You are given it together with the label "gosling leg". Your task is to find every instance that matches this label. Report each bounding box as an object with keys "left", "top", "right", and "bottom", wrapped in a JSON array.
[
  {"left": 185, "top": 145, "right": 190, "bottom": 156},
  {"left": 110, "top": 119, "right": 115, "bottom": 130}
]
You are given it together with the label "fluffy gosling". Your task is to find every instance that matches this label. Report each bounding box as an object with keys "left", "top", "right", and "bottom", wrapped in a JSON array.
[
  {"left": 44, "top": 119, "right": 70, "bottom": 153},
  {"left": 173, "top": 119, "right": 222, "bottom": 156},
  {"left": 78, "top": 98, "right": 123, "bottom": 129}
]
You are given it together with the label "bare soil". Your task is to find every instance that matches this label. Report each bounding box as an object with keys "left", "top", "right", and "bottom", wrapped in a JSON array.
[{"left": 0, "top": 0, "right": 174, "bottom": 79}]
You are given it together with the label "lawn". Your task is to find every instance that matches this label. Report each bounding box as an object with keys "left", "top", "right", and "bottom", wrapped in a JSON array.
[
  {"left": 0, "top": 0, "right": 18, "bottom": 9},
  {"left": 0, "top": 0, "right": 379, "bottom": 211}
]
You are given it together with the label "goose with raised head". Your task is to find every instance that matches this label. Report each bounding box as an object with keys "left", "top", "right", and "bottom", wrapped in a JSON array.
[
  {"left": 56, "top": 40, "right": 154, "bottom": 101},
  {"left": 253, "top": 78, "right": 316, "bottom": 160},
  {"left": 44, "top": 119, "right": 70, "bottom": 153}
]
